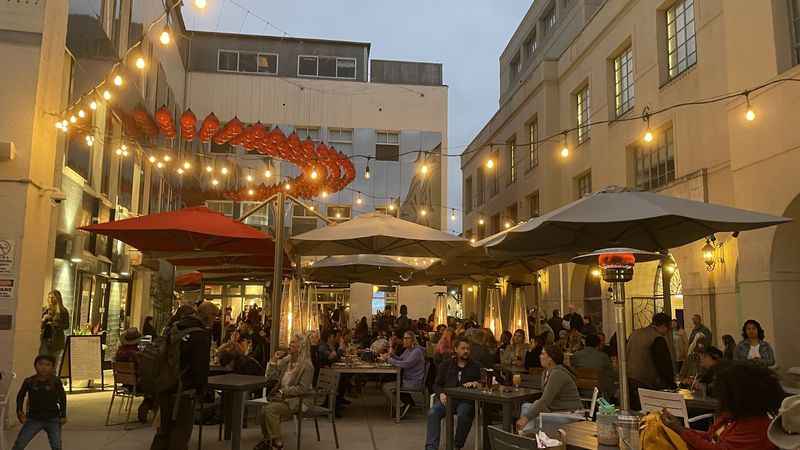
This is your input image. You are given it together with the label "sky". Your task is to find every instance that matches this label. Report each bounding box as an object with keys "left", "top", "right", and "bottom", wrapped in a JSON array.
[{"left": 183, "top": 0, "right": 534, "bottom": 232}]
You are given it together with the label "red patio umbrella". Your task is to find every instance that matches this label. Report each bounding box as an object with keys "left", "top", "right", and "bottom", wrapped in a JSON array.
[
  {"left": 168, "top": 253, "right": 291, "bottom": 271},
  {"left": 81, "top": 206, "right": 279, "bottom": 257},
  {"left": 175, "top": 271, "right": 203, "bottom": 289}
]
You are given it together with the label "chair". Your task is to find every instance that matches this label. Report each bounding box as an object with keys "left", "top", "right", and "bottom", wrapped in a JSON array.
[
  {"left": 488, "top": 425, "right": 566, "bottom": 450},
  {"left": 637, "top": 388, "right": 713, "bottom": 427},
  {"left": 105, "top": 362, "right": 144, "bottom": 428},
  {"left": 294, "top": 368, "right": 340, "bottom": 449},
  {"left": 393, "top": 360, "right": 431, "bottom": 415},
  {"left": 0, "top": 370, "right": 17, "bottom": 450},
  {"left": 539, "top": 387, "right": 599, "bottom": 426}
]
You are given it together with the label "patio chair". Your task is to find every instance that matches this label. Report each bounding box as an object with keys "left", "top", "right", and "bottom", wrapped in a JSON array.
[
  {"left": 389, "top": 360, "right": 431, "bottom": 416},
  {"left": 105, "top": 362, "right": 143, "bottom": 428},
  {"left": 0, "top": 370, "right": 17, "bottom": 450},
  {"left": 637, "top": 388, "right": 713, "bottom": 428},
  {"left": 488, "top": 425, "right": 566, "bottom": 450},
  {"left": 294, "top": 368, "right": 340, "bottom": 449}
]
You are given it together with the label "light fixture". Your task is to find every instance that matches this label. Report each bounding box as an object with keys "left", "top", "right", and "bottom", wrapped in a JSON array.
[
  {"left": 420, "top": 208, "right": 427, "bottom": 216},
  {"left": 177, "top": 168, "right": 184, "bottom": 175},
  {"left": 89, "top": 100, "right": 97, "bottom": 110},
  {"left": 642, "top": 109, "right": 654, "bottom": 143},
  {"left": 591, "top": 267, "right": 601, "bottom": 278},
  {"left": 450, "top": 290, "right": 457, "bottom": 295},
  {"left": 560, "top": 132, "right": 569, "bottom": 158},
  {"left": 220, "top": 167, "right": 228, "bottom": 175},
  {"left": 159, "top": 25, "right": 171, "bottom": 46},
  {"left": 284, "top": 182, "right": 291, "bottom": 191},
  {"left": 121, "top": 149, "right": 128, "bottom": 157},
  {"left": 309, "top": 205, "right": 315, "bottom": 211},
  {"left": 163, "top": 154, "right": 172, "bottom": 162},
  {"left": 486, "top": 158, "right": 495, "bottom": 169},
  {"left": 356, "top": 194, "right": 363, "bottom": 205},
  {"left": 194, "top": 0, "right": 207, "bottom": 8},
  {"left": 702, "top": 238, "right": 716, "bottom": 271},
  {"left": 156, "top": 161, "right": 164, "bottom": 169},
  {"left": 504, "top": 221, "right": 511, "bottom": 229},
  {"left": 113, "top": 75, "right": 123, "bottom": 86},
  {"left": 310, "top": 167, "right": 318, "bottom": 179},
  {"left": 121, "top": 144, "right": 127, "bottom": 150},
  {"left": 69, "top": 115, "right": 77, "bottom": 124},
  {"left": 745, "top": 93, "right": 756, "bottom": 121},
  {"left": 335, "top": 212, "right": 342, "bottom": 219},
  {"left": 103, "top": 90, "right": 112, "bottom": 100},
  {"left": 643, "top": 129, "right": 654, "bottom": 143},
  {"left": 364, "top": 163, "right": 371, "bottom": 179},
  {"left": 450, "top": 210, "right": 456, "bottom": 221},
  {"left": 264, "top": 168, "right": 272, "bottom": 178},
  {"left": 388, "top": 203, "right": 395, "bottom": 211},
  {"left": 478, "top": 218, "right": 485, "bottom": 226},
  {"left": 211, "top": 179, "right": 219, "bottom": 186},
  {"left": 135, "top": 56, "right": 146, "bottom": 70},
  {"left": 246, "top": 174, "right": 253, "bottom": 182},
  {"left": 183, "top": 161, "right": 191, "bottom": 170},
  {"left": 470, "top": 238, "right": 476, "bottom": 244},
  {"left": 467, "top": 286, "right": 474, "bottom": 292},
  {"left": 148, "top": 155, "right": 157, "bottom": 164},
  {"left": 248, "top": 189, "right": 254, "bottom": 196},
  {"left": 419, "top": 163, "right": 429, "bottom": 175},
  {"left": 115, "top": 148, "right": 123, "bottom": 156},
  {"left": 321, "top": 190, "right": 328, "bottom": 198},
  {"left": 78, "top": 109, "right": 86, "bottom": 118},
  {"left": 55, "top": 121, "right": 63, "bottom": 130}
]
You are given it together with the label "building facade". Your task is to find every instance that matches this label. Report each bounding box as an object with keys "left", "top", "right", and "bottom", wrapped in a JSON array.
[{"left": 461, "top": 0, "right": 800, "bottom": 370}]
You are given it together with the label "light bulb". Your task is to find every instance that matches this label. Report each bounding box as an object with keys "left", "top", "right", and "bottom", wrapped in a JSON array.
[
  {"left": 248, "top": 189, "right": 254, "bottom": 196},
  {"left": 309, "top": 205, "right": 315, "bottom": 211},
  {"left": 61, "top": 120, "right": 69, "bottom": 129},
  {"left": 221, "top": 167, "right": 228, "bottom": 175},
  {"left": 78, "top": 109, "right": 86, "bottom": 118},
  {"left": 643, "top": 130, "right": 654, "bottom": 143},
  {"left": 335, "top": 212, "right": 342, "bottom": 219},
  {"left": 478, "top": 218, "right": 485, "bottom": 225},
  {"left": 356, "top": 195, "right": 363, "bottom": 205},
  {"left": 156, "top": 161, "right": 164, "bottom": 169},
  {"left": 420, "top": 208, "right": 427, "bottom": 216},
  {"left": 591, "top": 268, "right": 601, "bottom": 278},
  {"left": 89, "top": 101, "right": 97, "bottom": 110},
  {"left": 69, "top": 115, "right": 77, "bottom": 123},
  {"left": 321, "top": 190, "right": 328, "bottom": 198},
  {"left": 103, "top": 90, "right": 111, "bottom": 100},
  {"left": 121, "top": 144, "right": 127, "bottom": 150},
  {"left": 148, "top": 156, "right": 156, "bottom": 163},
  {"left": 177, "top": 168, "right": 184, "bottom": 175},
  {"left": 212, "top": 179, "right": 219, "bottom": 186},
  {"left": 451, "top": 210, "right": 456, "bottom": 221},
  {"left": 310, "top": 168, "right": 318, "bottom": 179},
  {"left": 195, "top": 0, "right": 207, "bottom": 8},
  {"left": 122, "top": 149, "right": 129, "bottom": 157},
  {"left": 206, "top": 166, "right": 213, "bottom": 173},
  {"left": 284, "top": 182, "right": 291, "bottom": 191},
  {"left": 246, "top": 174, "right": 253, "bottom": 182},
  {"left": 745, "top": 109, "right": 756, "bottom": 121},
  {"left": 55, "top": 121, "right": 63, "bottom": 130},
  {"left": 160, "top": 26, "right": 171, "bottom": 45},
  {"left": 388, "top": 203, "right": 395, "bottom": 211},
  {"left": 113, "top": 75, "right": 123, "bottom": 86},
  {"left": 364, "top": 165, "right": 371, "bottom": 179},
  {"left": 264, "top": 169, "right": 272, "bottom": 178},
  {"left": 469, "top": 238, "right": 476, "bottom": 244},
  {"left": 135, "top": 57, "right": 146, "bottom": 70},
  {"left": 504, "top": 222, "right": 511, "bottom": 229},
  {"left": 183, "top": 161, "right": 191, "bottom": 170},
  {"left": 420, "top": 163, "right": 429, "bottom": 175},
  {"left": 115, "top": 148, "right": 123, "bottom": 156},
  {"left": 163, "top": 155, "right": 171, "bottom": 162},
  {"left": 560, "top": 146, "right": 569, "bottom": 158},
  {"left": 486, "top": 159, "right": 494, "bottom": 169}
]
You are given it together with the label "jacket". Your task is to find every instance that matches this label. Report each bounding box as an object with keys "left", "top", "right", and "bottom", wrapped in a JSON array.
[
  {"left": 172, "top": 315, "right": 211, "bottom": 393},
  {"left": 433, "top": 358, "right": 482, "bottom": 394},
  {"left": 689, "top": 325, "right": 713, "bottom": 350},
  {"left": 388, "top": 345, "right": 426, "bottom": 389},
  {"left": 16, "top": 375, "right": 66, "bottom": 420},
  {"left": 265, "top": 356, "right": 314, "bottom": 411},
  {"left": 679, "top": 414, "right": 776, "bottom": 450},
  {"left": 672, "top": 329, "right": 689, "bottom": 362},
  {"left": 523, "top": 365, "right": 581, "bottom": 420},
  {"left": 627, "top": 325, "right": 675, "bottom": 389},
  {"left": 733, "top": 340, "right": 775, "bottom": 367},
  {"left": 639, "top": 412, "right": 688, "bottom": 450},
  {"left": 40, "top": 308, "right": 70, "bottom": 352}
]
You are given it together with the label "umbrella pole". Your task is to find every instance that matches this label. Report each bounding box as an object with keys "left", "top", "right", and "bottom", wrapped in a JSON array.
[
  {"left": 613, "top": 281, "right": 630, "bottom": 411},
  {"left": 270, "top": 192, "right": 286, "bottom": 352}
]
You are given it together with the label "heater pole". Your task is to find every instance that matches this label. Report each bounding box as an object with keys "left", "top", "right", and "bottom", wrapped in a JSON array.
[
  {"left": 270, "top": 192, "right": 285, "bottom": 351},
  {"left": 613, "top": 281, "right": 630, "bottom": 411}
]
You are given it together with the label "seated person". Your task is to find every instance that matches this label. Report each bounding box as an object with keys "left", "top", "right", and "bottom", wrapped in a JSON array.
[
  {"left": 516, "top": 344, "right": 582, "bottom": 435},
  {"left": 318, "top": 330, "right": 343, "bottom": 367},
  {"left": 370, "top": 330, "right": 390, "bottom": 355},
  {"left": 114, "top": 327, "right": 153, "bottom": 423},
  {"left": 425, "top": 337, "right": 482, "bottom": 450},
  {"left": 570, "top": 334, "right": 615, "bottom": 398},
  {"left": 380, "top": 331, "right": 426, "bottom": 419},
  {"left": 525, "top": 334, "right": 546, "bottom": 370},
  {"left": 500, "top": 329, "right": 528, "bottom": 370},
  {"left": 662, "top": 361, "right": 784, "bottom": 450},
  {"left": 693, "top": 346, "right": 728, "bottom": 398},
  {"left": 255, "top": 335, "right": 314, "bottom": 450}
]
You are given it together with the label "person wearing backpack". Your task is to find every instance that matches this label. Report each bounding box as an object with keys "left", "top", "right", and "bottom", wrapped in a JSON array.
[{"left": 145, "top": 304, "right": 210, "bottom": 450}]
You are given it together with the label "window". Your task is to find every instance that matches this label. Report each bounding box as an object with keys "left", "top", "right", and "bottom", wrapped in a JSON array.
[
  {"left": 542, "top": 6, "right": 557, "bottom": 35},
  {"left": 634, "top": 126, "right": 676, "bottom": 191},
  {"left": 528, "top": 120, "right": 539, "bottom": 169},
  {"left": 510, "top": 53, "right": 521, "bottom": 80},
  {"left": 614, "top": 46, "right": 634, "bottom": 117},
  {"left": 329, "top": 128, "right": 354, "bottom": 154},
  {"left": 218, "top": 50, "right": 278, "bottom": 75},
  {"left": 327, "top": 205, "right": 351, "bottom": 222},
  {"left": 576, "top": 86, "right": 590, "bottom": 143},
  {"left": 119, "top": 148, "right": 134, "bottom": 210},
  {"left": 666, "top": 0, "right": 697, "bottom": 79},
  {"left": 295, "top": 127, "right": 320, "bottom": 142},
  {"left": 507, "top": 136, "right": 517, "bottom": 184},
  {"left": 218, "top": 51, "right": 237, "bottom": 71},
  {"left": 374, "top": 206, "right": 398, "bottom": 217},
  {"left": 527, "top": 191, "right": 540, "bottom": 218},
  {"left": 240, "top": 201, "right": 269, "bottom": 228},
  {"left": 376, "top": 131, "right": 400, "bottom": 161},
  {"left": 298, "top": 55, "right": 357, "bottom": 79},
  {"left": 206, "top": 200, "right": 234, "bottom": 217},
  {"left": 257, "top": 54, "right": 278, "bottom": 73},
  {"left": 525, "top": 29, "right": 537, "bottom": 59},
  {"left": 476, "top": 167, "right": 485, "bottom": 206},
  {"left": 506, "top": 203, "right": 518, "bottom": 225},
  {"left": 791, "top": 0, "right": 800, "bottom": 63},
  {"left": 291, "top": 203, "right": 317, "bottom": 235},
  {"left": 576, "top": 171, "right": 592, "bottom": 198},
  {"left": 464, "top": 176, "right": 473, "bottom": 213}
]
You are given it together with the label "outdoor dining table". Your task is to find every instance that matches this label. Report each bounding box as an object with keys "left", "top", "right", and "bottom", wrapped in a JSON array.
[
  {"left": 677, "top": 388, "right": 719, "bottom": 411},
  {"left": 443, "top": 386, "right": 541, "bottom": 450},
  {"left": 331, "top": 361, "right": 402, "bottom": 423},
  {"left": 207, "top": 374, "right": 273, "bottom": 450}
]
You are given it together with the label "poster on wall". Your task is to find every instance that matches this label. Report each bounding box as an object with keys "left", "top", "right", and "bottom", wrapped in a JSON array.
[
  {"left": 0, "top": 278, "right": 15, "bottom": 300},
  {"left": 60, "top": 335, "right": 104, "bottom": 392},
  {"left": 0, "top": 238, "right": 15, "bottom": 273}
]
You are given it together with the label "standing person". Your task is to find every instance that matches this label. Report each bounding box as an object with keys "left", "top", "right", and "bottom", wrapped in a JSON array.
[
  {"left": 354, "top": 316, "right": 370, "bottom": 348},
  {"left": 672, "top": 319, "right": 689, "bottom": 373},
  {"left": 734, "top": 319, "right": 776, "bottom": 367},
  {"left": 39, "top": 290, "right": 70, "bottom": 370},
  {"left": 548, "top": 310, "right": 563, "bottom": 337},
  {"left": 149, "top": 304, "right": 211, "bottom": 450},
  {"left": 626, "top": 313, "right": 675, "bottom": 410},
  {"left": 380, "top": 330, "right": 426, "bottom": 419},
  {"left": 722, "top": 334, "right": 736, "bottom": 361},
  {"left": 571, "top": 334, "right": 614, "bottom": 398},
  {"left": 516, "top": 345, "right": 581, "bottom": 435},
  {"left": 500, "top": 329, "right": 528, "bottom": 369},
  {"left": 142, "top": 316, "right": 158, "bottom": 338},
  {"left": 11, "top": 355, "right": 67, "bottom": 450},
  {"left": 662, "top": 362, "right": 784, "bottom": 450},
  {"left": 425, "top": 337, "right": 482, "bottom": 450},
  {"left": 689, "top": 314, "right": 713, "bottom": 350},
  {"left": 255, "top": 335, "right": 314, "bottom": 450},
  {"left": 396, "top": 305, "right": 412, "bottom": 333}
]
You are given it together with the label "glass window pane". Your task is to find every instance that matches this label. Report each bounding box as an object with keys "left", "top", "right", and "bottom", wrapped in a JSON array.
[
  {"left": 298, "top": 56, "right": 317, "bottom": 76},
  {"left": 218, "top": 51, "right": 238, "bottom": 71},
  {"left": 337, "top": 59, "right": 356, "bottom": 79},
  {"left": 318, "top": 57, "right": 336, "bottom": 77},
  {"left": 257, "top": 54, "right": 277, "bottom": 74}
]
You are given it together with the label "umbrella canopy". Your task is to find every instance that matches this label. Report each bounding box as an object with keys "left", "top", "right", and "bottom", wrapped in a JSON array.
[
  {"left": 167, "top": 254, "right": 291, "bottom": 271},
  {"left": 290, "top": 212, "right": 467, "bottom": 257},
  {"left": 81, "top": 206, "right": 279, "bottom": 256},
  {"left": 305, "top": 254, "right": 416, "bottom": 284},
  {"left": 175, "top": 271, "right": 203, "bottom": 289},
  {"left": 485, "top": 186, "right": 790, "bottom": 255}
]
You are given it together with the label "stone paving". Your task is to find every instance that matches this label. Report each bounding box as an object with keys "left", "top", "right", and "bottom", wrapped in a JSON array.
[{"left": 2, "top": 387, "right": 450, "bottom": 450}]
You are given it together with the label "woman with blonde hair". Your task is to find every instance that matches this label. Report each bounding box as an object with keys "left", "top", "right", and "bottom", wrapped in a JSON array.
[
  {"left": 39, "top": 290, "right": 70, "bottom": 368},
  {"left": 256, "top": 334, "right": 315, "bottom": 450},
  {"left": 501, "top": 329, "right": 528, "bottom": 369}
]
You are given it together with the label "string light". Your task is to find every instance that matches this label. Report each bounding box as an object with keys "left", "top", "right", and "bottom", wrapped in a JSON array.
[
  {"left": 450, "top": 209, "right": 456, "bottom": 221},
  {"left": 113, "top": 75, "right": 123, "bottom": 86},
  {"left": 310, "top": 167, "right": 318, "bottom": 179},
  {"left": 248, "top": 189, "right": 254, "bottom": 196},
  {"left": 55, "top": 121, "right": 63, "bottom": 130},
  {"left": 135, "top": 56, "right": 146, "bottom": 70},
  {"left": 246, "top": 174, "right": 253, "bottom": 182},
  {"left": 163, "top": 154, "right": 172, "bottom": 162},
  {"left": 504, "top": 221, "right": 511, "bottom": 229},
  {"left": 177, "top": 168, "right": 184, "bottom": 175},
  {"left": 264, "top": 168, "right": 272, "bottom": 178},
  {"left": 309, "top": 205, "right": 315, "bottom": 211},
  {"left": 321, "top": 190, "right": 328, "bottom": 198},
  {"left": 69, "top": 115, "right": 77, "bottom": 124},
  {"left": 364, "top": 163, "right": 370, "bottom": 180},
  {"left": 115, "top": 148, "right": 123, "bottom": 156},
  {"left": 642, "top": 108, "right": 653, "bottom": 143},
  {"left": 89, "top": 101, "right": 97, "bottom": 110},
  {"left": 211, "top": 179, "right": 219, "bottom": 186},
  {"left": 745, "top": 93, "right": 756, "bottom": 121},
  {"left": 420, "top": 208, "right": 427, "bottom": 217},
  {"left": 485, "top": 158, "right": 495, "bottom": 169},
  {"left": 356, "top": 193, "right": 363, "bottom": 205},
  {"left": 78, "top": 109, "right": 86, "bottom": 118},
  {"left": 560, "top": 132, "right": 569, "bottom": 158},
  {"left": 121, "top": 149, "right": 128, "bottom": 157},
  {"left": 335, "top": 212, "right": 342, "bottom": 219},
  {"left": 419, "top": 162, "right": 429, "bottom": 175},
  {"left": 478, "top": 218, "right": 485, "bottom": 226},
  {"left": 220, "top": 167, "right": 228, "bottom": 175},
  {"left": 183, "top": 161, "right": 191, "bottom": 170},
  {"left": 388, "top": 202, "right": 395, "bottom": 211},
  {"left": 194, "top": 0, "right": 207, "bottom": 8},
  {"left": 156, "top": 161, "right": 164, "bottom": 169},
  {"left": 284, "top": 182, "right": 291, "bottom": 191},
  {"left": 148, "top": 156, "right": 157, "bottom": 164},
  {"left": 102, "top": 90, "right": 112, "bottom": 101},
  {"left": 159, "top": 25, "right": 171, "bottom": 46},
  {"left": 470, "top": 238, "right": 476, "bottom": 244},
  {"left": 206, "top": 165, "right": 213, "bottom": 173}
]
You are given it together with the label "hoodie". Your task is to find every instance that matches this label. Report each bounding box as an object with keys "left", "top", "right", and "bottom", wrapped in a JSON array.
[{"left": 523, "top": 364, "right": 582, "bottom": 420}]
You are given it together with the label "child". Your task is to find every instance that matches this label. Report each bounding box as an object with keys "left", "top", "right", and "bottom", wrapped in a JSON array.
[{"left": 12, "top": 354, "right": 67, "bottom": 450}]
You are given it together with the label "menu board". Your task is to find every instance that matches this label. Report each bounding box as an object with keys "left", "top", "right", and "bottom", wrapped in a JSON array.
[{"left": 60, "top": 335, "right": 103, "bottom": 386}]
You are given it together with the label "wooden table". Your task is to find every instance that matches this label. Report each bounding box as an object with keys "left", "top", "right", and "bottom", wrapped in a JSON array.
[
  {"left": 207, "top": 374, "right": 272, "bottom": 450},
  {"left": 562, "top": 421, "right": 619, "bottom": 449},
  {"left": 443, "top": 386, "right": 541, "bottom": 450},
  {"left": 331, "top": 363, "right": 402, "bottom": 423}
]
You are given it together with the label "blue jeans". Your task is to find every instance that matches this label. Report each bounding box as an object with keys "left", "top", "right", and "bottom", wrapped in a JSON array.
[
  {"left": 426, "top": 400, "right": 474, "bottom": 450},
  {"left": 12, "top": 417, "right": 61, "bottom": 450}
]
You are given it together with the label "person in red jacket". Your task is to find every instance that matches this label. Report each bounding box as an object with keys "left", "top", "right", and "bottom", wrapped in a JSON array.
[{"left": 662, "top": 361, "right": 785, "bottom": 450}]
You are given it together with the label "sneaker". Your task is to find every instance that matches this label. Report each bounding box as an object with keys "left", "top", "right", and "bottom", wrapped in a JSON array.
[{"left": 400, "top": 403, "right": 412, "bottom": 419}]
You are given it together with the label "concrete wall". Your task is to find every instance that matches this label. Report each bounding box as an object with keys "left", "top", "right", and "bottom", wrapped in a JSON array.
[{"left": 370, "top": 60, "right": 443, "bottom": 86}]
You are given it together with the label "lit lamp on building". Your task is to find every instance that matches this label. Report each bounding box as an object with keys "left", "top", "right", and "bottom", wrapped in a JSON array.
[
  {"left": 572, "top": 247, "right": 661, "bottom": 411},
  {"left": 702, "top": 238, "right": 716, "bottom": 271}
]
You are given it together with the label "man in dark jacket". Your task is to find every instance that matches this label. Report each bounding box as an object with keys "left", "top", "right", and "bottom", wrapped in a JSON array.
[
  {"left": 425, "top": 337, "right": 482, "bottom": 450},
  {"left": 396, "top": 305, "right": 412, "bottom": 333},
  {"left": 151, "top": 304, "right": 211, "bottom": 450},
  {"left": 626, "top": 313, "right": 675, "bottom": 410}
]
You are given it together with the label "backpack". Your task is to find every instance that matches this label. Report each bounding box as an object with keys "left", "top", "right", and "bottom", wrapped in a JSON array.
[{"left": 137, "top": 319, "right": 205, "bottom": 397}]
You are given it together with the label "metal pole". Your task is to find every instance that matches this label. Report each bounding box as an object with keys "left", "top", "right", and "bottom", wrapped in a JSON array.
[
  {"left": 661, "top": 259, "right": 672, "bottom": 319},
  {"left": 559, "top": 264, "right": 565, "bottom": 314},
  {"left": 613, "top": 281, "right": 630, "bottom": 411},
  {"left": 269, "top": 192, "right": 285, "bottom": 351}
]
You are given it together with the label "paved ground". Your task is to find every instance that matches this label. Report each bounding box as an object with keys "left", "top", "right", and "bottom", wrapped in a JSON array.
[{"left": 2, "top": 387, "right": 454, "bottom": 450}]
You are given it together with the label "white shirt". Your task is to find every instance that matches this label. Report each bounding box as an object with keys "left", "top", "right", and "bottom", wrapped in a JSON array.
[{"left": 747, "top": 343, "right": 760, "bottom": 360}]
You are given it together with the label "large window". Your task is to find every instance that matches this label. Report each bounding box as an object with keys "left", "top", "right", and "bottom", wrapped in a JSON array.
[
  {"left": 507, "top": 136, "right": 517, "bottom": 184},
  {"left": 576, "top": 86, "right": 590, "bottom": 143},
  {"left": 614, "top": 46, "right": 634, "bottom": 117},
  {"left": 376, "top": 131, "right": 400, "bottom": 161},
  {"left": 491, "top": 214, "right": 501, "bottom": 235},
  {"left": 505, "top": 203, "right": 518, "bottom": 225},
  {"left": 217, "top": 50, "right": 278, "bottom": 75},
  {"left": 666, "top": 0, "right": 696, "bottom": 79},
  {"left": 528, "top": 120, "right": 539, "bottom": 169},
  {"left": 525, "top": 29, "right": 537, "bottom": 60},
  {"left": 329, "top": 128, "right": 353, "bottom": 154},
  {"left": 527, "top": 191, "right": 540, "bottom": 218},
  {"left": 298, "top": 55, "right": 357, "bottom": 79},
  {"left": 205, "top": 200, "right": 234, "bottom": 217},
  {"left": 294, "top": 127, "right": 320, "bottom": 143},
  {"left": 634, "top": 126, "right": 676, "bottom": 191},
  {"left": 542, "top": 5, "right": 557, "bottom": 35},
  {"left": 576, "top": 171, "right": 592, "bottom": 198},
  {"left": 464, "top": 176, "right": 473, "bottom": 213},
  {"left": 510, "top": 53, "right": 521, "bottom": 80},
  {"left": 476, "top": 166, "right": 485, "bottom": 206}
]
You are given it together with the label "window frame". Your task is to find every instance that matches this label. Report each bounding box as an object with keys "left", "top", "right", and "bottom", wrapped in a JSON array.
[
  {"left": 507, "top": 136, "right": 517, "bottom": 185},
  {"left": 297, "top": 55, "right": 358, "bottom": 80},
  {"left": 525, "top": 28, "right": 538, "bottom": 61},
  {"left": 375, "top": 131, "right": 400, "bottom": 161},
  {"left": 527, "top": 119, "right": 539, "bottom": 170},
  {"left": 527, "top": 190, "right": 540, "bottom": 219},
  {"left": 464, "top": 176, "right": 473, "bottom": 214},
  {"left": 666, "top": 0, "right": 697, "bottom": 80},
  {"left": 217, "top": 49, "right": 279, "bottom": 75},
  {"left": 633, "top": 126, "right": 676, "bottom": 191},
  {"left": 576, "top": 171, "right": 592, "bottom": 198},
  {"left": 576, "top": 85, "right": 591, "bottom": 144},
  {"left": 613, "top": 46, "right": 635, "bottom": 118},
  {"left": 542, "top": 4, "right": 557, "bottom": 35}
]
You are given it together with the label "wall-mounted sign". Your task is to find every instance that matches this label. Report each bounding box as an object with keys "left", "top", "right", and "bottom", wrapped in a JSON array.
[
  {"left": 0, "top": 278, "right": 15, "bottom": 300},
  {"left": 0, "top": 239, "right": 15, "bottom": 274}
]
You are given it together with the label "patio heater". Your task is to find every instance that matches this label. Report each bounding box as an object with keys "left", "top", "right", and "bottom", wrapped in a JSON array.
[{"left": 572, "top": 248, "right": 661, "bottom": 411}]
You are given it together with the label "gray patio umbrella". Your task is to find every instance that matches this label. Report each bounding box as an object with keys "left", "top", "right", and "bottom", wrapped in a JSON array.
[
  {"left": 485, "top": 186, "right": 791, "bottom": 256},
  {"left": 305, "top": 254, "right": 416, "bottom": 285},
  {"left": 290, "top": 212, "right": 467, "bottom": 257}
]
